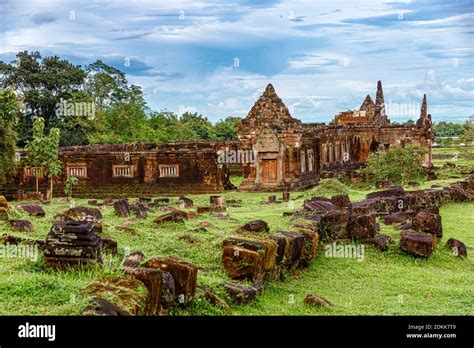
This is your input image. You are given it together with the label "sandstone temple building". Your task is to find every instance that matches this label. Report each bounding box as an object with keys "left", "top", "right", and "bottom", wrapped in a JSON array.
[{"left": 3, "top": 81, "right": 434, "bottom": 198}]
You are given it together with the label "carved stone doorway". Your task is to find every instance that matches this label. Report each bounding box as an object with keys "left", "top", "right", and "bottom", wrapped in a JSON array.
[{"left": 260, "top": 158, "right": 278, "bottom": 184}]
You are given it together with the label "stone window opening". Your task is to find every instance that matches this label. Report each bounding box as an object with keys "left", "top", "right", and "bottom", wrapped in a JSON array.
[
  {"left": 24, "top": 166, "right": 43, "bottom": 178},
  {"left": 67, "top": 165, "right": 87, "bottom": 178},
  {"left": 159, "top": 164, "right": 179, "bottom": 178},
  {"left": 113, "top": 165, "right": 133, "bottom": 178}
]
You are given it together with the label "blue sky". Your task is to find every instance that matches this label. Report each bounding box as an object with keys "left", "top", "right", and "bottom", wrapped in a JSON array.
[{"left": 1, "top": 0, "right": 473, "bottom": 123}]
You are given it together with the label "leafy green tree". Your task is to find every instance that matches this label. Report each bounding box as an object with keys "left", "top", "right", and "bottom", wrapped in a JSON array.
[
  {"left": 147, "top": 111, "right": 198, "bottom": 141},
  {"left": 0, "top": 89, "right": 20, "bottom": 184},
  {"left": 459, "top": 115, "right": 474, "bottom": 160},
  {"left": 434, "top": 121, "right": 464, "bottom": 137},
  {"left": 214, "top": 117, "right": 241, "bottom": 140},
  {"left": 0, "top": 51, "right": 86, "bottom": 146},
  {"left": 24, "top": 117, "right": 61, "bottom": 197},
  {"left": 85, "top": 60, "right": 129, "bottom": 109},
  {"left": 358, "top": 145, "right": 427, "bottom": 183},
  {"left": 180, "top": 112, "right": 217, "bottom": 140}
]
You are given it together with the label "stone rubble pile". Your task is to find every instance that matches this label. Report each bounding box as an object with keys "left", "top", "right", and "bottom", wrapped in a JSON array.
[
  {"left": 43, "top": 221, "right": 103, "bottom": 270},
  {"left": 219, "top": 176, "right": 473, "bottom": 305}
]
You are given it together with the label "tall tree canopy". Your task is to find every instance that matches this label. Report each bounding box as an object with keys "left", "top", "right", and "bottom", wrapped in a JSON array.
[
  {"left": 0, "top": 51, "right": 242, "bottom": 147},
  {"left": 0, "top": 89, "right": 21, "bottom": 184},
  {"left": 0, "top": 51, "right": 86, "bottom": 146}
]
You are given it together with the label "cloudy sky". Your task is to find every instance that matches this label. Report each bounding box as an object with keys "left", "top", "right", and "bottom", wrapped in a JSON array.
[{"left": 1, "top": 0, "right": 473, "bottom": 123}]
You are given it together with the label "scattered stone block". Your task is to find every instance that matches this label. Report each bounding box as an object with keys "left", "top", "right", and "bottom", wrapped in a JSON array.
[
  {"left": 87, "top": 200, "right": 98, "bottom": 206},
  {"left": 114, "top": 199, "right": 130, "bottom": 217},
  {"left": 123, "top": 251, "right": 145, "bottom": 268},
  {"left": 223, "top": 237, "right": 277, "bottom": 275},
  {"left": 9, "top": 220, "right": 34, "bottom": 232},
  {"left": 303, "top": 294, "right": 334, "bottom": 307},
  {"left": 412, "top": 211, "right": 442, "bottom": 238},
  {"left": 347, "top": 213, "right": 378, "bottom": 240},
  {"left": 282, "top": 191, "right": 290, "bottom": 202},
  {"left": 0, "top": 235, "right": 43, "bottom": 247},
  {"left": 196, "top": 206, "right": 226, "bottom": 214},
  {"left": 400, "top": 230, "right": 434, "bottom": 258},
  {"left": 221, "top": 245, "right": 263, "bottom": 281},
  {"left": 86, "top": 276, "right": 148, "bottom": 316},
  {"left": 331, "top": 194, "right": 351, "bottom": 209},
  {"left": 210, "top": 196, "right": 226, "bottom": 206},
  {"left": 178, "top": 196, "right": 194, "bottom": 209},
  {"left": 368, "top": 234, "right": 392, "bottom": 252},
  {"left": 210, "top": 212, "right": 230, "bottom": 220},
  {"left": 445, "top": 238, "right": 467, "bottom": 257},
  {"left": 138, "top": 197, "right": 152, "bottom": 207},
  {"left": 277, "top": 230, "right": 304, "bottom": 268},
  {"left": 130, "top": 203, "right": 148, "bottom": 219},
  {"left": 267, "top": 195, "right": 277, "bottom": 203},
  {"left": 382, "top": 212, "right": 411, "bottom": 225},
  {"left": 321, "top": 210, "right": 350, "bottom": 240},
  {"left": 65, "top": 206, "right": 103, "bottom": 224},
  {"left": 155, "top": 270, "right": 176, "bottom": 311},
  {"left": 82, "top": 297, "right": 130, "bottom": 316},
  {"left": 154, "top": 211, "right": 186, "bottom": 224},
  {"left": 269, "top": 235, "right": 288, "bottom": 265},
  {"left": 298, "top": 229, "right": 319, "bottom": 267},
  {"left": 17, "top": 204, "right": 45, "bottom": 217},
  {"left": 124, "top": 267, "right": 164, "bottom": 315},
  {"left": 145, "top": 256, "right": 198, "bottom": 306},
  {"left": 43, "top": 221, "right": 103, "bottom": 269},
  {"left": 303, "top": 199, "right": 336, "bottom": 213},
  {"left": 236, "top": 220, "right": 269, "bottom": 233},
  {"left": 222, "top": 282, "right": 259, "bottom": 305}
]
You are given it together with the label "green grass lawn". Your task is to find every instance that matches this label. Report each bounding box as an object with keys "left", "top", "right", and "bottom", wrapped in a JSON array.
[{"left": 0, "top": 150, "right": 473, "bottom": 316}]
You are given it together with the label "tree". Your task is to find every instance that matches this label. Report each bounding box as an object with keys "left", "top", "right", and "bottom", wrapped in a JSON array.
[
  {"left": 214, "top": 117, "right": 241, "bottom": 140},
  {"left": 459, "top": 115, "right": 474, "bottom": 160},
  {"left": 85, "top": 60, "right": 129, "bottom": 109},
  {"left": 358, "top": 145, "right": 427, "bottom": 183},
  {"left": 24, "top": 117, "right": 61, "bottom": 198},
  {"left": 180, "top": 112, "right": 217, "bottom": 140},
  {"left": 0, "top": 51, "right": 86, "bottom": 146},
  {"left": 148, "top": 110, "right": 198, "bottom": 141},
  {"left": 0, "top": 89, "right": 20, "bottom": 184}
]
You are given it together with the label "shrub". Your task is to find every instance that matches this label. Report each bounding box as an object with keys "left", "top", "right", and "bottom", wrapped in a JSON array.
[
  {"left": 357, "top": 145, "right": 427, "bottom": 183},
  {"left": 305, "top": 178, "right": 349, "bottom": 198}
]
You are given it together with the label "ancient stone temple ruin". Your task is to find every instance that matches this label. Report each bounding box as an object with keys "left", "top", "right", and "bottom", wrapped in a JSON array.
[
  {"left": 3, "top": 81, "right": 434, "bottom": 197},
  {"left": 238, "top": 81, "right": 433, "bottom": 191}
]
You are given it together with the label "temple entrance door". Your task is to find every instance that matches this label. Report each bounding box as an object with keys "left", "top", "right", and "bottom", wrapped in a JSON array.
[{"left": 260, "top": 159, "right": 278, "bottom": 184}]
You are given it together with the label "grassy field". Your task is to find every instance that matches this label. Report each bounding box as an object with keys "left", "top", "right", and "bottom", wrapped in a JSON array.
[{"left": 0, "top": 148, "right": 473, "bottom": 316}]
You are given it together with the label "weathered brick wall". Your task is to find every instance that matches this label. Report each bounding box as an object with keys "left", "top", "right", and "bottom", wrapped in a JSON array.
[{"left": 4, "top": 141, "right": 240, "bottom": 198}]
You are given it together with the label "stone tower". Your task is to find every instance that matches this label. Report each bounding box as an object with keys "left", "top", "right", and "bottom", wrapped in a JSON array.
[
  {"left": 359, "top": 94, "right": 376, "bottom": 120},
  {"left": 373, "top": 80, "right": 390, "bottom": 126}
]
